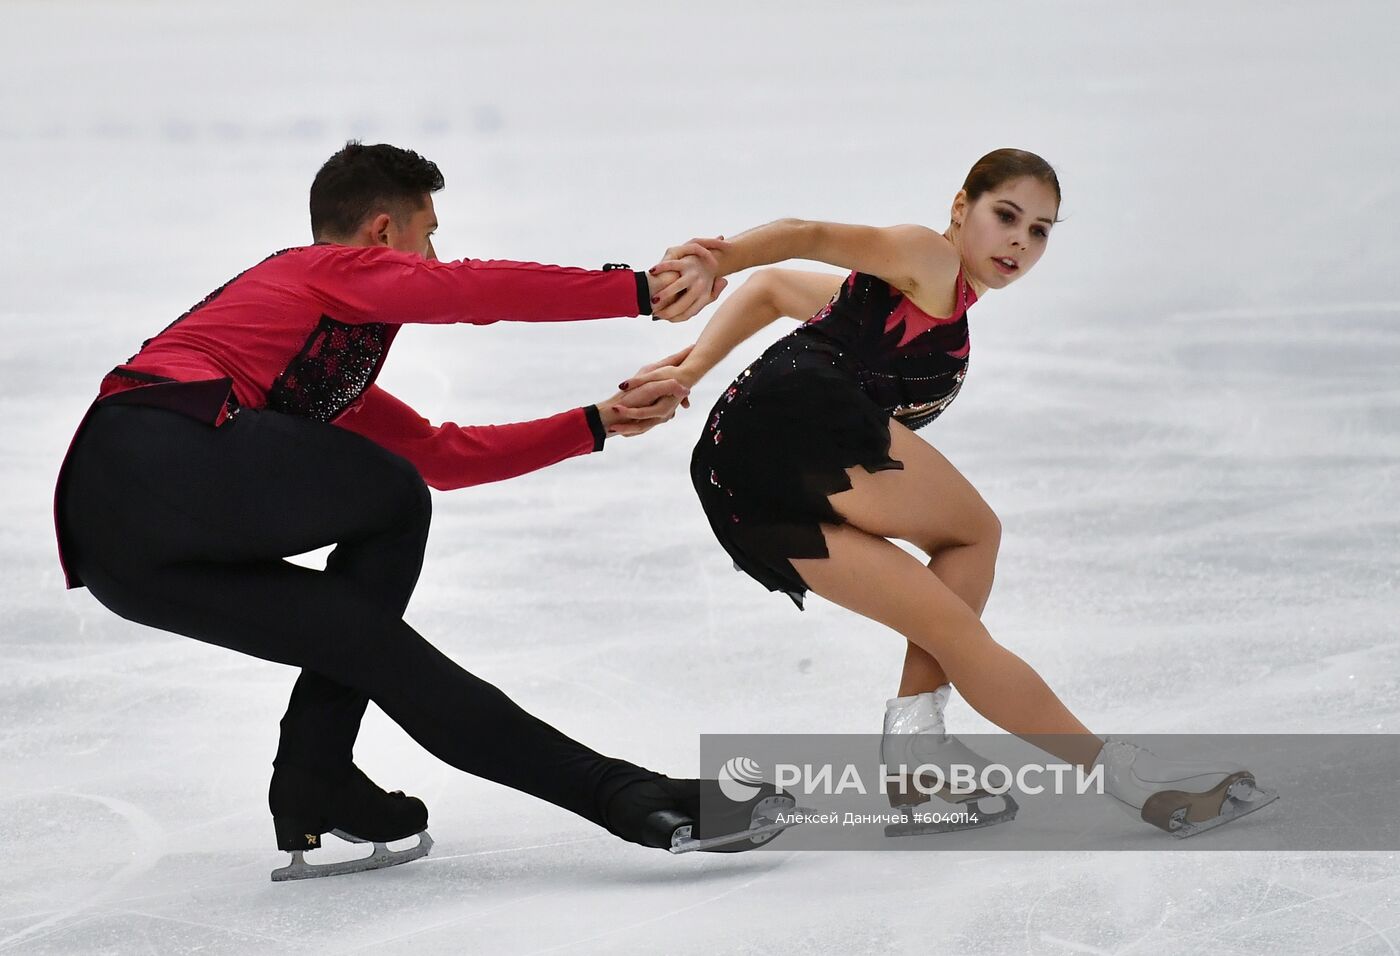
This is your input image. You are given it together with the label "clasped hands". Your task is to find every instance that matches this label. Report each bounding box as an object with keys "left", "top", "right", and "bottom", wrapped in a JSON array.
[{"left": 596, "top": 236, "right": 727, "bottom": 437}]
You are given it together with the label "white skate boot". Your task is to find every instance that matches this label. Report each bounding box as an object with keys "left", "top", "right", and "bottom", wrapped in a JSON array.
[
  {"left": 1095, "top": 737, "right": 1279, "bottom": 838},
  {"left": 880, "top": 686, "right": 1018, "bottom": 837}
]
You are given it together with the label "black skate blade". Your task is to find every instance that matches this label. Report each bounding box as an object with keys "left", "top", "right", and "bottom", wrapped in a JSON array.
[
  {"left": 669, "top": 796, "right": 810, "bottom": 854},
  {"left": 270, "top": 830, "right": 433, "bottom": 881},
  {"left": 1168, "top": 784, "right": 1279, "bottom": 839},
  {"left": 884, "top": 793, "right": 1019, "bottom": 838}
]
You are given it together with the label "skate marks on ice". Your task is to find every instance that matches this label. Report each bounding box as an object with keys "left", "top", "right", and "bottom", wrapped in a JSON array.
[
  {"left": 1000, "top": 854, "right": 1400, "bottom": 956},
  {"left": 316, "top": 840, "right": 793, "bottom": 956},
  {"left": 969, "top": 299, "right": 1400, "bottom": 745},
  {"left": 340, "top": 858, "right": 792, "bottom": 956},
  {"left": 507, "top": 868, "right": 785, "bottom": 956},
  {"left": 0, "top": 786, "right": 343, "bottom": 954},
  {"left": 0, "top": 789, "right": 170, "bottom": 951},
  {"left": 0, "top": 811, "right": 792, "bottom": 956},
  {"left": 368, "top": 851, "right": 1397, "bottom": 956}
]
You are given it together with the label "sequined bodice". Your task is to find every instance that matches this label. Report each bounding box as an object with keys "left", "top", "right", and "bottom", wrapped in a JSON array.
[
  {"left": 793, "top": 270, "right": 975, "bottom": 430},
  {"left": 266, "top": 316, "right": 391, "bottom": 422}
]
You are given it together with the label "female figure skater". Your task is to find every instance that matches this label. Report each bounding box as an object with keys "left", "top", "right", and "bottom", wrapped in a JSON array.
[{"left": 631, "top": 149, "right": 1276, "bottom": 836}]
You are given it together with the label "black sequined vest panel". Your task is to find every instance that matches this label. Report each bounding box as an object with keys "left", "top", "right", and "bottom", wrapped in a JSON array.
[{"left": 267, "top": 316, "right": 390, "bottom": 422}]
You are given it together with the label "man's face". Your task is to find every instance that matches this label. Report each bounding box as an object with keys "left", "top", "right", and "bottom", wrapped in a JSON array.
[{"left": 385, "top": 193, "right": 438, "bottom": 259}]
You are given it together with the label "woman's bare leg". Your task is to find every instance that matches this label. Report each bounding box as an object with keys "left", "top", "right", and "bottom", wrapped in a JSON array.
[
  {"left": 825, "top": 421, "right": 1003, "bottom": 696},
  {"left": 898, "top": 539, "right": 1001, "bottom": 693},
  {"left": 791, "top": 524, "right": 1101, "bottom": 766}
]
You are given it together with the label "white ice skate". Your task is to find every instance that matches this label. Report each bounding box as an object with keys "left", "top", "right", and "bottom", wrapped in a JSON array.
[
  {"left": 1095, "top": 737, "right": 1279, "bottom": 838},
  {"left": 880, "top": 686, "right": 1018, "bottom": 838}
]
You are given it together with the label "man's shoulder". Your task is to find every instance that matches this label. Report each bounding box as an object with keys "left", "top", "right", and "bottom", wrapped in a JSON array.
[
  {"left": 245, "top": 242, "right": 378, "bottom": 279},
  {"left": 282, "top": 242, "right": 429, "bottom": 270},
  {"left": 243, "top": 243, "right": 320, "bottom": 274}
]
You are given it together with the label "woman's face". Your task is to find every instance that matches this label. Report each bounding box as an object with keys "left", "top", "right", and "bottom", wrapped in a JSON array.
[{"left": 954, "top": 176, "right": 1058, "bottom": 290}]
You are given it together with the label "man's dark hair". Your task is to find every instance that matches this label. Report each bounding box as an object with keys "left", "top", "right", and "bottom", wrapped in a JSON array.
[{"left": 309, "top": 141, "right": 445, "bottom": 239}]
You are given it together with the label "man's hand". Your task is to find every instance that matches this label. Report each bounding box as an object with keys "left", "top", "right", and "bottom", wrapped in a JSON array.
[
  {"left": 595, "top": 378, "right": 690, "bottom": 438},
  {"left": 647, "top": 237, "right": 731, "bottom": 322}
]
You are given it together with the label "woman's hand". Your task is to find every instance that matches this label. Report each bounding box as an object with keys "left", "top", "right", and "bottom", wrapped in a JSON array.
[
  {"left": 618, "top": 344, "right": 699, "bottom": 407},
  {"left": 648, "top": 237, "right": 731, "bottom": 322},
  {"left": 620, "top": 344, "right": 695, "bottom": 385},
  {"left": 660, "top": 237, "right": 728, "bottom": 268}
]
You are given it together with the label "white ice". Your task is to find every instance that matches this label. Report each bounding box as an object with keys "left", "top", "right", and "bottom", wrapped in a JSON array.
[{"left": 2, "top": 1, "right": 1398, "bottom": 953}]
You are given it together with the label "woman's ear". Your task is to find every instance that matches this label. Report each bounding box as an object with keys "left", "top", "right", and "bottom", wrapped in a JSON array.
[{"left": 950, "top": 189, "right": 969, "bottom": 228}]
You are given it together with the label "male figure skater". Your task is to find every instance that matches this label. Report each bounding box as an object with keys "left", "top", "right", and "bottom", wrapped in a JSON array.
[{"left": 53, "top": 142, "right": 784, "bottom": 879}]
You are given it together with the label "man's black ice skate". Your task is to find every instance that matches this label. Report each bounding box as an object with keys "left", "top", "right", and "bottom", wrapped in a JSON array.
[
  {"left": 269, "top": 763, "right": 433, "bottom": 881},
  {"left": 607, "top": 777, "right": 810, "bottom": 854}
]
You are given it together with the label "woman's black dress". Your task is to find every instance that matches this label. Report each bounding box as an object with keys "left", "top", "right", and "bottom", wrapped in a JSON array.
[{"left": 690, "top": 267, "right": 977, "bottom": 608}]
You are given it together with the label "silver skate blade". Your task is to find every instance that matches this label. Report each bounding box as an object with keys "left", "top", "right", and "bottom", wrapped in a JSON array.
[
  {"left": 270, "top": 830, "right": 433, "bottom": 881},
  {"left": 1169, "top": 785, "right": 1279, "bottom": 839},
  {"left": 885, "top": 793, "right": 1019, "bottom": 838},
  {"left": 668, "top": 798, "right": 814, "bottom": 854}
]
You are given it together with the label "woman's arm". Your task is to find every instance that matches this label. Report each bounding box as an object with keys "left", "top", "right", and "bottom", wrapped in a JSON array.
[
  {"left": 767, "top": 268, "right": 848, "bottom": 319},
  {"left": 683, "top": 269, "right": 844, "bottom": 381},
  {"left": 624, "top": 269, "right": 846, "bottom": 389},
  {"left": 653, "top": 219, "right": 958, "bottom": 317}
]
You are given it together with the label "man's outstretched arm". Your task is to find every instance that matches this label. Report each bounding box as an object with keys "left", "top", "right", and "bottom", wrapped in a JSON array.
[
  {"left": 300, "top": 244, "right": 722, "bottom": 327},
  {"left": 334, "top": 382, "right": 687, "bottom": 490}
]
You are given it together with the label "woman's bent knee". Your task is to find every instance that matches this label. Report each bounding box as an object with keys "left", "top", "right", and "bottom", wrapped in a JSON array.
[
  {"left": 913, "top": 501, "right": 1001, "bottom": 557},
  {"left": 982, "top": 508, "right": 1003, "bottom": 554}
]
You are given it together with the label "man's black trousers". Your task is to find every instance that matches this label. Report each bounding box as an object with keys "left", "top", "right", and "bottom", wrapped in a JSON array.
[{"left": 59, "top": 402, "right": 656, "bottom": 832}]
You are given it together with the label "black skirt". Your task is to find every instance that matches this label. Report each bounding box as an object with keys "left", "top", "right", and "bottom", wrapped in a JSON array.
[{"left": 689, "top": 330, "right": 903, "bottom": 609}]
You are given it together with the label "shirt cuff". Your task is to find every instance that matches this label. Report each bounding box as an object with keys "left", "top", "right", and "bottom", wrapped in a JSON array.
[
  {"left": 582, "top": 404, "right": 606, "bottom": 451},
  {"left": 602, "top": 263, "right": 651, "bottom": 316}
]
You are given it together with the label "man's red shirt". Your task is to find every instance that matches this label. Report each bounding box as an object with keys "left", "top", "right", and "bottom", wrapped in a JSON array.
[{"left": 55, "top": 242, "right": 648, "bottom": 589}]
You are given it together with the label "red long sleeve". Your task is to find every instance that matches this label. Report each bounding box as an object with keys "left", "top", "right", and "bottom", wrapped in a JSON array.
[
  {"left": 104, "top": 243, "right": 644, "bottom": 413},
  {"left": 294, "top": 245, "right": 643, "bottom": 326},
  {"left": 334, "top": 384, "right": 602, "bottom": 490}
]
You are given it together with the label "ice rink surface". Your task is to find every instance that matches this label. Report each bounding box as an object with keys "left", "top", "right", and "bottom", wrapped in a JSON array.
[{"left": 2, "top": 1, "right": 1398, "bottom": 952}]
